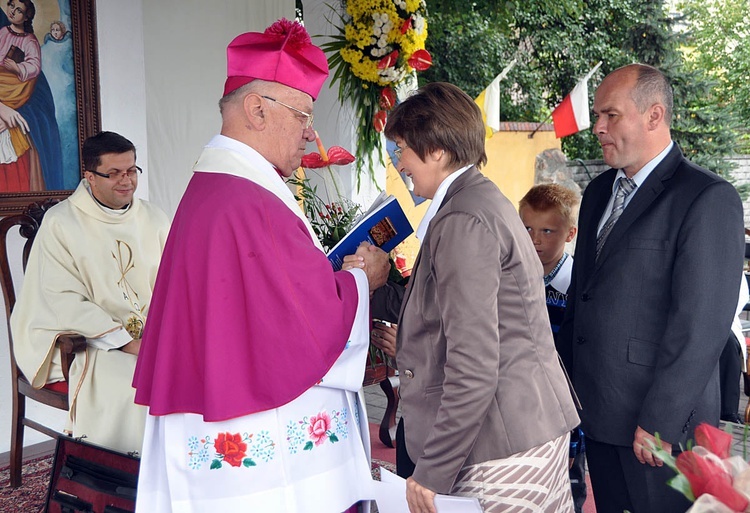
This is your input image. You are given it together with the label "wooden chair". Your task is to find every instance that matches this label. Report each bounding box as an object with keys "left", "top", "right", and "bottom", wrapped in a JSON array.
[{"left": 0, "top": 199, "right": 86, "bottom": 488}]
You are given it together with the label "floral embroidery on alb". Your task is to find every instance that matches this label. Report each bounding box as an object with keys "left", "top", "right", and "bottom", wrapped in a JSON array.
[
  {"left": 187, "top": 408, "right": 351, "bottom": 469},
  {"left": 187, "top": 430, "right": 276, "bottom": 470},
  {"left": 286, "top": 408, "right": 349, "bottom": 453}
]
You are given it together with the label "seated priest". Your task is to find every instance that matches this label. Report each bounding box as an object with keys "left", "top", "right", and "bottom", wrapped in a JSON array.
[
  {"left": 132, "top": 19, "right": 390, "bottom": 513},
  {"left": 11, "top": 131, "right": 171, "bottom": 454}
]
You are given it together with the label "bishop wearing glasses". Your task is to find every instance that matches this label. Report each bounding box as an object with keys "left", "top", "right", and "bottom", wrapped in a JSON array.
[{"left": 132, "top": 19, "right": 389, "bottom": 513}]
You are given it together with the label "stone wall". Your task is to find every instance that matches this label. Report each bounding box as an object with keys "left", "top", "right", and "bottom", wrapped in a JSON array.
[{"left": 565, "top": 156, "right": 750, "bottom": 228}]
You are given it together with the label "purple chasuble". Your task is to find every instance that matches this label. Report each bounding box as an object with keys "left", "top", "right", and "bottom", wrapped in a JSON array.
[{"left": 133, "top": 172, "right": 358, "bottom": 421}]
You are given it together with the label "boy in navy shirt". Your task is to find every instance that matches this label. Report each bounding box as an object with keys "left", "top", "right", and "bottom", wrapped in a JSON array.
[{"left": 520, "top": 183, "right": 585, "bottom": 512}]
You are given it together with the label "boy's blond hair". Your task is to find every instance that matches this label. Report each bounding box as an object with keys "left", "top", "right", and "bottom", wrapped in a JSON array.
[{"left": 519, "top": 183, "right": 580, "bottom": 227}]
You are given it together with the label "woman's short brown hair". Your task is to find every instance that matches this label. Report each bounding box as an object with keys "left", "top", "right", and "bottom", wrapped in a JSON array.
[{"left": 384, "top": 82, "right": 487, "bottom": 169}]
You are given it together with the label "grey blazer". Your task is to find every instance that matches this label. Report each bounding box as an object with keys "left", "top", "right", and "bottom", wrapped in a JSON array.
[
  {"left": 396, "top": 167, "right": 580, "bottom": 493},
  {"left": 560, "top": 144, "right": 744, "bottom": 448}
]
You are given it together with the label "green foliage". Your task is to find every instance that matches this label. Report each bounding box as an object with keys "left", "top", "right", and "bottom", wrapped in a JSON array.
[
  {"left": 677, "top": 0, "right": 750, "bottom": 153},
  {"left": 287, "top": 171, "right": 362, "bottom": 253},
  {"left": 419, "top": 12, "right": 515, "bottom": 99},
  {"left": 423, "top": 0, "right": 746, "bottom": 182}
]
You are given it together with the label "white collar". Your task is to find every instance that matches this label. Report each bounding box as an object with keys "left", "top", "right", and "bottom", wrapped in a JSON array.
[
  {"left": 83, "top": 179, "right": 131, "bottom": 215},
  {"left": 201, "top": 134, "right": 298, "bottom": 206},
  {"left": 612, "top": 141, "right": 673, "bottom": 192},
  {"left": 416, "top": 165, "right": 472, "bottom": 242}
]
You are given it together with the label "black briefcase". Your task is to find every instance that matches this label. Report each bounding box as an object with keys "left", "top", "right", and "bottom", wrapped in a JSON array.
[{"left": 44, "top": 436, "right": 140, "bottom": 513}]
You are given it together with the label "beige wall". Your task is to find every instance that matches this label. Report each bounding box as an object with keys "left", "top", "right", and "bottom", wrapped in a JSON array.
[{"left": 387, "top": 125, "right": 560, "bottom": 270}]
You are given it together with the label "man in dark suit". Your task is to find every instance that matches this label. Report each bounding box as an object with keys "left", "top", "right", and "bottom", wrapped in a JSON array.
[{"left": 560, "top": 63, "right": 744, "bottom": 512}]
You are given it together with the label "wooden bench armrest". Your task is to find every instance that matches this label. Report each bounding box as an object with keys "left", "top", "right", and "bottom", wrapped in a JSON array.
[{"left": 56, "top": 334, "right": 87, "bottom": 383}]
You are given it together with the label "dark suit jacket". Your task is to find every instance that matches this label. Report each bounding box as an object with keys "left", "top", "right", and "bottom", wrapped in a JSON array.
[
  {"left": 396, "top": 167, "right": 580, "bottom": 493},
  {"left": 560, "top": 144, "right": 744, "bottom": 447}
]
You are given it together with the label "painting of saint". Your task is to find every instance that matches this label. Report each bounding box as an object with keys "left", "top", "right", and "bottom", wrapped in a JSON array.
[{"left": 0, "top": 0, "right": 79, "bottom": 193}]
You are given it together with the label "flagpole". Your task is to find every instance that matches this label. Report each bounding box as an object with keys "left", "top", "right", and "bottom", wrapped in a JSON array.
[{"left": 527, "top": 111, "right": 553, "bottom": 139}]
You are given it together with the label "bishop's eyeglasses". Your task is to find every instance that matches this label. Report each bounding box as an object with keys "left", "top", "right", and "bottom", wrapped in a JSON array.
[{"left": 261, "top": 95, "right": 314, "bottom": 129}]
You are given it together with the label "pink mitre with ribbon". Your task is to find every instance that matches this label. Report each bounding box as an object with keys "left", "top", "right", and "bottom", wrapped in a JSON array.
[{"left": 223, "top": 18, "right": 330, "bottom": 99}]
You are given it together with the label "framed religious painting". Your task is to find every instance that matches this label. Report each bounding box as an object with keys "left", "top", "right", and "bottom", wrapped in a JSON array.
[{"left": 0, "top": 0, "right": 100, "bottom": 215}]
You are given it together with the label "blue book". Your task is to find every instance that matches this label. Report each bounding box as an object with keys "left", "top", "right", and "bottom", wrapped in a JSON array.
[{"left": 327, "top": 194, "right": 413, "bottom": 271}]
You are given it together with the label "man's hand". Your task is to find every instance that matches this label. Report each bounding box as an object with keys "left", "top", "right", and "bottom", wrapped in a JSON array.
[
  {"left": 371, "top": 322, "right": 397, "bottom": 358},
  {"left": 354, "top": 242, "right": 389, "bottom": 291},
  {"left": 406, "top": 477, "right": 437, "bottom": 513},
  {"left": 120, "top": 339, "right": 141, "bottom": 356},
  {"left": 633, "top": 425, "right": 671, "bottom": 467},
  {"left": 341, "top": 253, "right": 364, "bottom": 271}
]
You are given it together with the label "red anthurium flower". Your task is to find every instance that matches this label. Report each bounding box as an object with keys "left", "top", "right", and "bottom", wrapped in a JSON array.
[
  {"left": 326, "top": 146, "right": 355, "bottom": 166},
  {"left": 301, "top": 152, "right": 327, "bottom": 168},
  {"left": 676, "top": 451, "right": 749, "bottom": 511},
  {"left": 300, "top": 131, "right": 355, "bottom": 168},
  {"left": 379, "top": 87, "right": 396, "bottom": 110},
  {"left": 301, "top": 146, "right": 355, "bottom": 168},
  {"left": 373, "top": 110, "right": 388, "bottom": 133},
  {"left": 694, "top": 423, "right": 732, "bottom": 459},
  {"left": 408, "top": 49, "right": 432, "bottom": 71},
  {"left": 378, "top": 50, "right": 399, "bottom": 70},
  {"left": 400, "top": 16, "right": 412, "bottom": 35}
]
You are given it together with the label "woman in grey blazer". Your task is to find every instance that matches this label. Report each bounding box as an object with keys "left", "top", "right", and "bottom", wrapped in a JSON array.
[{"left": 370, "top": 83, "right": 580, "bottom": 513}]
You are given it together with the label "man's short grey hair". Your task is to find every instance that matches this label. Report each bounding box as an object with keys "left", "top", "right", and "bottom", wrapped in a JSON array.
[
  {"left": 629, "top": 64, "right": 674, "bottom": 126},
  {"left": 218, "top": 80, "right": 274, "bottom": 114}
]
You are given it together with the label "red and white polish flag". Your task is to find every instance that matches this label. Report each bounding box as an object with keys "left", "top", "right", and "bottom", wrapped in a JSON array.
[{"left": 551, "top": 62, "right": 602, "bottom": 138}]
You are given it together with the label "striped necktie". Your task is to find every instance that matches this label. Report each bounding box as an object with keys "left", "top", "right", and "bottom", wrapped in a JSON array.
[{"left": 596, "top": 177, "right": 637, "bottom": 260}]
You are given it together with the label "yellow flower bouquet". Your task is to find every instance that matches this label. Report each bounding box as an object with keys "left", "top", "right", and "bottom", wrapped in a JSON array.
[{"left": 322, "top": 0, "right": 431, "bottom": 186}]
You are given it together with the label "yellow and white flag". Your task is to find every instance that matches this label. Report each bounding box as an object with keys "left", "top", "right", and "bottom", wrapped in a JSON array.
[{"left": 474, "top": 59, "right": 517, "bottom": 138}]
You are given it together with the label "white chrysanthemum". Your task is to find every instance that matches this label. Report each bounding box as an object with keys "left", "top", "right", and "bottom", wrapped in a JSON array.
[
  {"left": 379, "top": 67, "right": 404, "bottom": 83},
  {"left": 413, "top": 14, "right": 425, "bottom": 34},
  {"left": 396, "top": 0, "right": 407, "bottom": 10},
  {"left": 373, "top": 15, "right": 383, "bottom": 28}
]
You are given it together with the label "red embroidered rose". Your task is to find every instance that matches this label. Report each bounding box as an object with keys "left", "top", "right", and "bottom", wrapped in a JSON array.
[
  {"left": 676, "top": 450, "right": 749, "bottom": 511},
  {"left": 379, "top": 87, "right": 396, "bottom": 110},
  {"left": 214, "top": 432, "right": 247, "bottom": 467},
  {"left": 378, "top": 50, "right": 399, "bottom": 70},
  {"left": 694, "top": 423, "right": 732, "bottom": 459},
  {"left": 407, "top": 49, "right": 432, "bottom": 71},
  {"left": 308, "top": 412, "right": 331, "bottom": 446},
  {"left": 373, "top": 110, "right": 388, "bottom": 132}
]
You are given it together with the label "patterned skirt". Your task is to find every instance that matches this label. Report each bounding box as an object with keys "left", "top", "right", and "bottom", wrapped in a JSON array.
[{"left": 451, "top": 432, "right": 574, "bottom": 512}]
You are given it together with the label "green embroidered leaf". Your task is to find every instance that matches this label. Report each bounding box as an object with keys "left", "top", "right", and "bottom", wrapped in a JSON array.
[
  {"left": 304, "top": 441, "right": 314, "bottom": 451},
  {"left": 210, "top": 459, "right": 222, "bottom": 470},
  {"left": 329, "top": 434, "right": 339, "bottom": 443},
  {"left": 243, "top": 458, "right": 256, "bottom": 467}
]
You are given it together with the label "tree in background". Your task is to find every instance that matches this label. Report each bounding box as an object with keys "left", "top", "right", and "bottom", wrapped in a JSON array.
[
  {"left": 421, "top": 0, "right": 744, "bottom": 181},
  {"left": 677, "top": 0, "right": 750, "bottom": 153}
]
